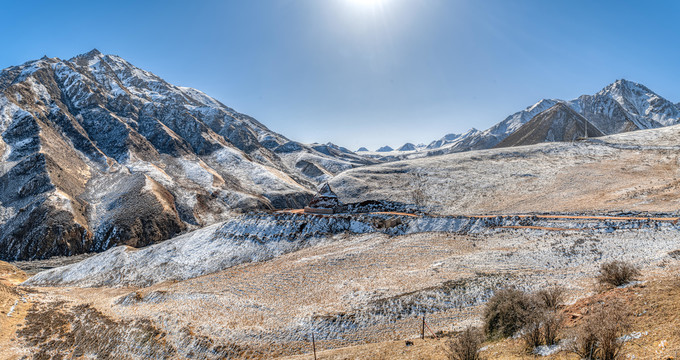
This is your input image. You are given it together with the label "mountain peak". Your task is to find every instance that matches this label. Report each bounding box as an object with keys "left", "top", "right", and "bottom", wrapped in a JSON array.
[
  {"left": 75, "top": 48, "right": 104, "bottom": 61},
  {"left": 496, "top": 102, "right": 603, "bottom": 148},
  {"left": 86, "top": 48, "right": 103, "bottom": 56},
  {"left": 603, "top": 78, "right": 651, "bottom": 94}
]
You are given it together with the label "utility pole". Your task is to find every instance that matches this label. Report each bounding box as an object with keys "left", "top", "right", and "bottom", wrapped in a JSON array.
[
  {"left": 421, "top": 315, "right": 425, "bottom": 340},
  {"left": 312, "top": 333, "right": 317, "bottom": 360}
]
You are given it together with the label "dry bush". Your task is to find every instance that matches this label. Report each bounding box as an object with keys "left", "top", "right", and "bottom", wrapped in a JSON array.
[
  {"left": 537, "top": 285, "right": 565, "bottom": 310},
  {"left": 521, "top": 310, "right": 563, "bottom": 351},
  {"left": 409, "top": 171, "right": 428, "bottom": 207},
  {"left": 597, "top": 260, "right": 640, "bottom": 288},
  {"left": 569, "top": 301, "right": 631, "bottom": 360},
  {"left": 483, "top": 288, "right": 539, "bottom": 339},
  {"left": 522, "top": 314, "right": 544, "bottom": 350},
  {"left": 542, "top": 311, "right": 562, "bottom": 346},
  {"left": 448, "top": 326, "right": 484, "bottom": 360}
]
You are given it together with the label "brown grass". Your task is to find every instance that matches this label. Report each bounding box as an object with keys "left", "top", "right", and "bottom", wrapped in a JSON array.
[{"left": 279, "top": 272, "right": 680, "bottom": 359}]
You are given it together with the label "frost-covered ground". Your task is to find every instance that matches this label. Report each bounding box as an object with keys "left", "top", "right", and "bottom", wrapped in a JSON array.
[
  {"left": 19, "top": 211, "right": 680, "bottom": 358},
  {"left": 331, "top": 124, "right": 680, "bottom": 215},
  {"left": 25, "top": 211, "right": 678, "bottom": 288}
]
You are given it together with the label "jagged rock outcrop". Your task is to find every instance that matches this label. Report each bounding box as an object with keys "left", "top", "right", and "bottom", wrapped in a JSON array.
[{"left": 0, "top": 50, "right": 373, "bottom": 260}]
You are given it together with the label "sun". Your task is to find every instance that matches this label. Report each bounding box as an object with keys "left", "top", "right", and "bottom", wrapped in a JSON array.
[{"left": 346, "top": 0, "right": 387, "bottom": 8}]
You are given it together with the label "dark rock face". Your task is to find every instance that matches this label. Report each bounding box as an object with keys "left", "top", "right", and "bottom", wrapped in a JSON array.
[
  {"left": 0, "top": 51, "right": 371, "bottom": 260},
  {"left": 495, "top": 103, "right": 604, "bottom": 148}
]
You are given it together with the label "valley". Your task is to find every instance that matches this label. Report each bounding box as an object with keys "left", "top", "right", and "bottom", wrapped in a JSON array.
[{"left": 2, "top": 50, "right": 680, "bottom": 359}]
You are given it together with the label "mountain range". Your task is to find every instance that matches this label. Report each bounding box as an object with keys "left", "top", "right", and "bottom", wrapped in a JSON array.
[
  {"left": 368, "top": 79, "right": 680, "bottom": 157},
  {"left": 2, "top": 50, "right": 679, "bottom": 261},
  {"left": 0, "top": 50, "right": 373, "bottom": 260}
]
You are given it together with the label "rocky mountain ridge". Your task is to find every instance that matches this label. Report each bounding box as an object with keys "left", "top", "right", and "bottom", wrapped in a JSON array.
[
  {"left": 495, "top": 102, "right": 604, "bottom": 148},
  {"left": 0, "top": 50, "right": 374, "bottom": 260},
  {"left": 364, "top": 79, "right": 679, "bottom": 158}
]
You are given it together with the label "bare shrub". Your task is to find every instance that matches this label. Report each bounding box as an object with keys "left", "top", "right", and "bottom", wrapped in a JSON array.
[
  {"left": 483, "top": 288, "right": 538, "bottom": 339},
  {"left": 408, "top": 170, "right": 428, "bottom": 208},
  {"left": 597, "top": 261, "right": 640, "bottom": 288},
  {"left": 569, "top": 301, "right": 631, "bottom": 360},
  {"left": 537, "top": 285, "right": 565, "bottom": 310},
  {"left": 521, "top": 310, "right": 563, "bottom": 351},
  {"left": 522, "top": 313, "right": 544, "bottom": 350},
  {"left": 447, "top": 326, "right": 484, "bottom": 360},
  {"left": 542, "top": 311, "right": 562, "bottom": 346}
]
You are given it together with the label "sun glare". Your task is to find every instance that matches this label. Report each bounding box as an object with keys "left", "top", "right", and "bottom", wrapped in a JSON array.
[{"left": 346, "top": 0, "right": 387, "bottom": 9}]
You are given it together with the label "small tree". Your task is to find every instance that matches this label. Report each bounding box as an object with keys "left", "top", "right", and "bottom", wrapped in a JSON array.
[
  {"left": 542, "top": 310, "right": 562, "bottom": 346},
  {"left": 522, "top": 313, "right": 544, "bottom": 350},
  {"left": 448, "top": 326, "right": 484, "bottom": 360},
  {"left": 521, "top": 309, "right": 563, "bottom": 351}
]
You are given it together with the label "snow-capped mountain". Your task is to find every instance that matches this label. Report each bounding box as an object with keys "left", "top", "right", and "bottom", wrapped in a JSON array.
[
  {"left": 415, "top": 79, "right": 680, "bottom": 156},
  {"left": 495, "top": 103, "right": 604, "bottom": 148},
  {"left": 0, "top": 50, "right": 373, "bottom": 260},
  {"left": 567, "top": 79, "right": 680, "bottom": 134},
  {"left": 397, "top": 143, "right": 417, "bottom": 151}
]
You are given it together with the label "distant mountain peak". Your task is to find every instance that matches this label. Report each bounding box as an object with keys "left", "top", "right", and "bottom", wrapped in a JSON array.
[
  {"left": 0, "top": 50, "right": 377, "bottom": 260},
  {"left": 376, "top": 145, "right": 394, "bottom": 152},
  {"left": 397, "top": 143, "right": 416, "bottom": 151}
]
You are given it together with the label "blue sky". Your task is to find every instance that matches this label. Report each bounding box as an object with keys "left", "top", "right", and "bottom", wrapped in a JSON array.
[{"left": 2, "top": 0, "right": 679, "bottom": 150}]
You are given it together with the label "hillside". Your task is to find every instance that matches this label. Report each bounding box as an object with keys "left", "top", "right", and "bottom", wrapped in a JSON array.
[
  {"left": 331, "top": 123, "right": 680, "bottom": 215},
  {"left": 495, "top": 103, "right": 604, "bottom": 148},
  {"left": 0, "top": 50, "right": 374, "bottom": 260}
]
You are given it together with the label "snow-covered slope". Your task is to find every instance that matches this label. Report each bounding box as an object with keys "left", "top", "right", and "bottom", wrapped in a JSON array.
[
  {"left": 23, "top": 212, "right": 381, "bottom": 287},
  {"left": 0, "top": 50, "right": 373, "bottom": 260}
]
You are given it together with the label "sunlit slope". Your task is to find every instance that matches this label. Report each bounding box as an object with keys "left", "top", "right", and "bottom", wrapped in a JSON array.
[{"left": 331, "top": 124, "right": 680, "bottom": 215}]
